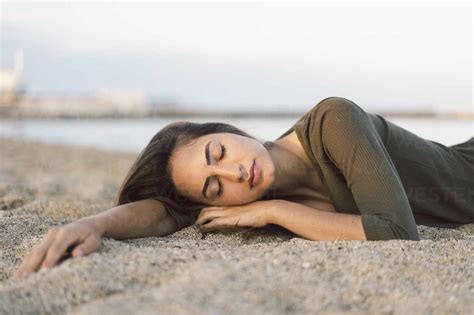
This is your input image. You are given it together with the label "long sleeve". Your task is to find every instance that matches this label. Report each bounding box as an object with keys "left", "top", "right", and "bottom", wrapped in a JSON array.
[{"left": 310, "top": 97, "right": 420, "bottom": 240}]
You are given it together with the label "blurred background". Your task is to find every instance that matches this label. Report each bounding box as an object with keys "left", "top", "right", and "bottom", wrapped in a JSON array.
[{"left": 0, "top": 1, "right": 472, "bottom": 152}]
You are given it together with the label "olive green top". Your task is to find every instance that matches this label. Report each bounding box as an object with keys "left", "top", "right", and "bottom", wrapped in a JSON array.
[{"left": 276, "top": 96, "right": 474, "bottom": 241}]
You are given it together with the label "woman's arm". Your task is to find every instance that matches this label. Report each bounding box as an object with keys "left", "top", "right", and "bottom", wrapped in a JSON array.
[
  {"left": 300, "top": 97, "right": 420, "bottom": 240},
  {"left": 91, "top": 199, "right": 179, "bottom": 239},
  {"left": 268, "top": 200, "right": 367, "bottom": 241},
  {"left": 195, "top": 199, "right": 366, "bottom": 241},
  {"left": 14, "top": 199, "right": 179, "bottom": 277}
]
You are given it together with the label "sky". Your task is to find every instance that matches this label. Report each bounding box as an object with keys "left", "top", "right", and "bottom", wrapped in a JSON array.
[{"left": 0, "top": 1, "right": 472, "bottom": 113}]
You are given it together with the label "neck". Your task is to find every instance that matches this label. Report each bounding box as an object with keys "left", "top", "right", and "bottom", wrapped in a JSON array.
[{"left": 265, "top": 140, "right": 309, "bottom": 197}]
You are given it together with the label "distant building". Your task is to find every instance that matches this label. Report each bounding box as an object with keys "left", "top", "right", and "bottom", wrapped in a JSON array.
[
  {"left": 0, "top": 49, "right": 25, "bottom": 107},
  {"left": 7, "top": 89, "right": 150, "bottom": 118},
  {"left": 96, "top": 89, "right": 148, "bottom": 115}
]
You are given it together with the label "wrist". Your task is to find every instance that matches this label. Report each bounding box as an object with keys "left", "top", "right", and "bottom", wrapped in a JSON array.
[
  {"left": 77, "top": 214, "right": 107, "bottom": 236},
  {"left": 266, "top": 199, "right": 286, "bottom": 225}
]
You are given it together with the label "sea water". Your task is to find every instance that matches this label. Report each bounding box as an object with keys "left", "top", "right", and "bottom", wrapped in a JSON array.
[{"left": 0, "top": 116, "right": 472, "bottom": 153}]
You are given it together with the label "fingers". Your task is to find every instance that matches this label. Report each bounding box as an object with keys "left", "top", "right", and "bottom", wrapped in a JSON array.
[
  {"left": 40, "top": 229, "right": 80, "bottom": 269},
  {"left": 13, "top": 221, "right": 103, "bottom": 278},
  {"left": 196, "top": 207, "right": 239, "bottom": 232},
  {"left": 14, "top": 232, "right": 55, "bottom": 277},
  {"left": 196, "top": 207, "right": 226, "bottom": 226},
  {"left": 196, "top": 212, "right": 221, "bottom": 226},
  {"left": 196, "top": 211, "right": 222, "bottom": 225},
  {"left": 199, "top": 220, "right": 217, "bottom": 233},
  {"left": 71, "top": 234, "right": 101, "bottom": 257},
  {"left": 199, "top": 217, "right": 239, "bottom": 233}
]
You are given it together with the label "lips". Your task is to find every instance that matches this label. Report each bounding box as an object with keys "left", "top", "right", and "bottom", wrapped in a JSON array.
[{"left": 248, "top": 159, "right": 255, "bottom": 189}]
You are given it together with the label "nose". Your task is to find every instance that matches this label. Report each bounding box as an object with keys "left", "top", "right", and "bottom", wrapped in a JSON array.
[{"left": 211, "top": 163, "right": 248, "bottom": 182}]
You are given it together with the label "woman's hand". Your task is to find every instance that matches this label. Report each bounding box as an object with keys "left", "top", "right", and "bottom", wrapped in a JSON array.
[
  {"left": 195, "top": 199, "right": 280, "bottom": 233},
  {"left": 14, "top": 219, "right": 103, "bottom": 277}
]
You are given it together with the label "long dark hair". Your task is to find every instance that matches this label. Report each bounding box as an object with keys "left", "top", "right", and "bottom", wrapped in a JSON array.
[{"left": 115, "top": 121, "right": 275, "bottom": 230}]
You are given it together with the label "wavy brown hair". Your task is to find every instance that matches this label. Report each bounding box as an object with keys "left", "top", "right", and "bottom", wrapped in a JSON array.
[{"left": 115, "top": 121, "right": 275, "bottom": 230}]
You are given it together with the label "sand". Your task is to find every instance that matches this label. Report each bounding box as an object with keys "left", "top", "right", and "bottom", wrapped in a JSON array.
[{"left": 0, "top": 136, "right": 473, "bottom": 314}]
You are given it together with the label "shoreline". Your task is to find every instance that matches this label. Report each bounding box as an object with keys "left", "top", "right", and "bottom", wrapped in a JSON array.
[{"left": 1, "top": 110, "right": 473, "bottom": 120}]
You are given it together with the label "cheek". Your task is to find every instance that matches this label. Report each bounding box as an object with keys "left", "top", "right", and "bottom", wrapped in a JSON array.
[{"left": 223, "top": 188, "right": 254, "bottom": 205}]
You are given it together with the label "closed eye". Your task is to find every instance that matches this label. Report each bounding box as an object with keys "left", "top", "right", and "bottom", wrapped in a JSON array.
[
  {"left": 220, "top": 144, "right": 226, "bottom": 161},
  {"left": 214, "top": 144, "right": 226, "bottom": 197},
  {"left": 217, "top": 144, "right": 227, "bottom": 197}
]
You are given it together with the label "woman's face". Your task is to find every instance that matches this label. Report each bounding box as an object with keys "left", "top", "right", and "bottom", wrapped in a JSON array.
[{"left": 170, "top": 132, "right": 276, "bottom": 206}]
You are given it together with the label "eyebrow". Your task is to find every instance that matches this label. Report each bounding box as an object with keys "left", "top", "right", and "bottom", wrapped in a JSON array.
[{"left": 202, "top": 140, "right": 212, "bottom": 199}]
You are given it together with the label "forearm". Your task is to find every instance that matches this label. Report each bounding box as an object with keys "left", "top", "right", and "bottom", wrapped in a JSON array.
[
  {"left": 78, "top": 199, "right": 179, "bottom": 239},
  {"left": 268, "top": 200, "right": 367, "bottom": 241}
]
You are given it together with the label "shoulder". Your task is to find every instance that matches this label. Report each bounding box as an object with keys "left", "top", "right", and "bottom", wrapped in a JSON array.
[
  {"left": 292, "top": 96, "right": 369, "bottom": 144},
  {"left": 302, "top": 97, "right": 374, "bottom": 155},
  {"left": 292, "top": 96, "right": 363, "bottom": 155},
  {"left": 299, "top": 96, "right": 367, "bottom": 132},
  {"left": 312, "top": 96, "right": 364, "bottom": 116}
]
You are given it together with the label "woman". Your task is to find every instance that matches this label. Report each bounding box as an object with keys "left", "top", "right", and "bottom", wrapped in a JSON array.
[{"left": 14, "top": 96, "right": 474, "bottom": 277}]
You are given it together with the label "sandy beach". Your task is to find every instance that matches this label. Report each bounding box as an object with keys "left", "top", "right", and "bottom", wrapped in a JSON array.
[{"left": 0, "top": 136, "right": 473, "bottom": 314}]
